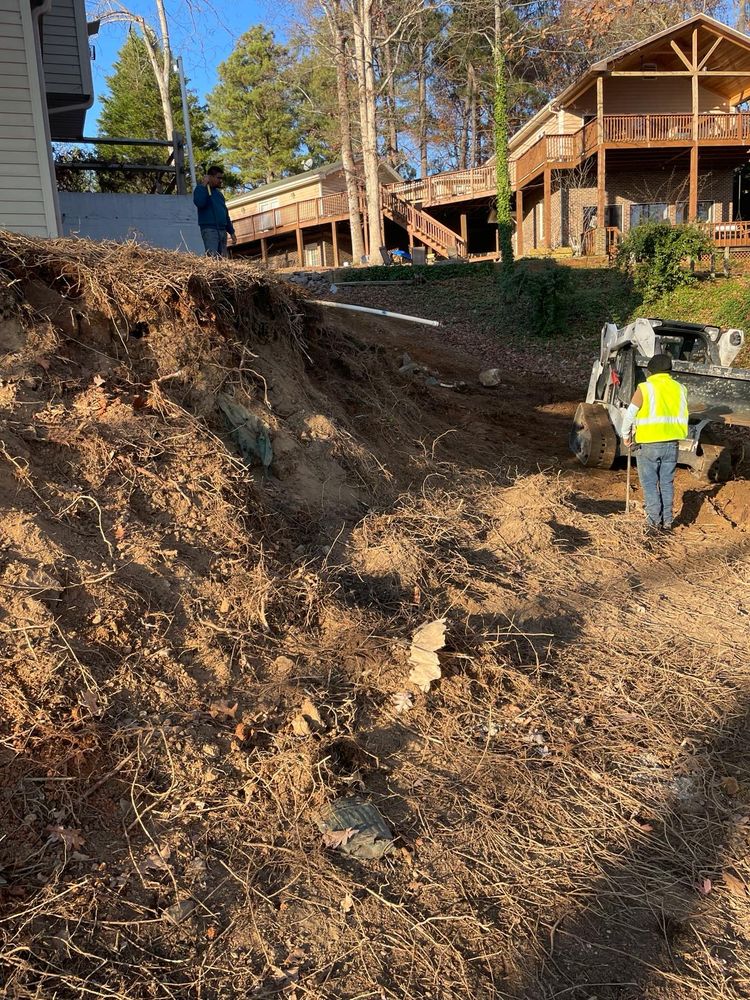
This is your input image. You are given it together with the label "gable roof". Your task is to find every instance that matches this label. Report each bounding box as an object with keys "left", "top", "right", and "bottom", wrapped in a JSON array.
[{"left": 509, "top": 13, "right": 750, "bottom": 153}]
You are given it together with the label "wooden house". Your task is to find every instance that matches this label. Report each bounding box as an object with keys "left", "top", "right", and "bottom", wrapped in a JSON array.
[
  {"left": 510, "top": 12, "right": 750, "bottom": 256},
  {"left": 228, "top": 160, "right": 404, "bottom": 268}
]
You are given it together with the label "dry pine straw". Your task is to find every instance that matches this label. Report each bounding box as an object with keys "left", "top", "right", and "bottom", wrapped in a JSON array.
[{"left": 0, "top": 235, "right": 749, "bottom": 1000}]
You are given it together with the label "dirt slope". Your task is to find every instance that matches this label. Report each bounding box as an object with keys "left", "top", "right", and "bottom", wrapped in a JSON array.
[{"left": 1, "top": 236, "right": 749, "bottom": 1000}]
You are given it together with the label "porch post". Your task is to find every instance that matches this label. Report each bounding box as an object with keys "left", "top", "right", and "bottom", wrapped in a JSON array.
[
  {"left": 460, "top": 212, "right": 468, "bottom": 249},
  {"left": 597, "top": 147, "right": 606, "bottom": 251},
  {"left": 690, "top": 27, "right": 699, "bottom": 222},
  {"left": 543, "top": 168, "right": 552, "bottom": 249},
  {"left": 260, "top": 237, "right": 268, "bottom": 265},
  {"left": 692, "top": 28, "right": 699, "bottom": 143},
  {"left": 296, "top": 228, "right": 304, "bottom": 267},
  {"left": 596, "top": 75, "right": 604, "bottom": 145},
  {"left": 689, "top": 145, "right": 699, "bottom": 221},
  {"left": 331, "top": 221, "right": 340, "bottom": 267},
  {"left": 517, "top": 188, "right": 524, "bottom": 257}
]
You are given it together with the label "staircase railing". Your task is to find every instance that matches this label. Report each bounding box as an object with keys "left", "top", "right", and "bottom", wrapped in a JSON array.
[{"left": 381, "top": 188, "right": 466, "bottom": 257}]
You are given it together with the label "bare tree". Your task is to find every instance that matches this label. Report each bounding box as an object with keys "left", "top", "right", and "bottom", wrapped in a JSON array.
[
  {"left": 321, "top": 0, "right": 367, "bottom": 262},
  {"left": 94, "top": 0, "right": 177, "bottom": 142}
]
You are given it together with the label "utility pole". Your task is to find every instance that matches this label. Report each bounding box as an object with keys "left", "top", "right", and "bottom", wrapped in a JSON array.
[{"left": 173, "top": 55, "right": 196, "bottom": 189}]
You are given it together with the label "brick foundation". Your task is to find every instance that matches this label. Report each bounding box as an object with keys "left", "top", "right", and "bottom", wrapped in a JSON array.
[{"left": 516, "top": 163, "right": 736, "bottom": 253}]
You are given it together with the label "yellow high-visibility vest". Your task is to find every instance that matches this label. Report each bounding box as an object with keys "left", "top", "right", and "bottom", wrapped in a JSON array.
[{"left": 634, "top": 373, "right": 689, "bottom": 443}]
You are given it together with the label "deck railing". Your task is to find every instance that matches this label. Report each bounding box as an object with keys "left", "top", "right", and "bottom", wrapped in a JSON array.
[
  {"left": 233, "top": 190, "right": 359, "bottom": 241},
  {"left": 513, "top": 112, "right": 750, "bottom": 186},
  {"left": 386, "top": 164, "right": 495, "bottom": 205},
  {"left": 699, "top": 220, "right": 750, "bottom": 247},
  {"left": 381, "top": 189, "right": 466, "bottom": 256}
]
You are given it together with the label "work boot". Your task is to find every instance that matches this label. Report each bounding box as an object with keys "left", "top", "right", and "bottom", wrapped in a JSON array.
[{"left": 644, "top": 522, "right": 661, "bottom": 538}]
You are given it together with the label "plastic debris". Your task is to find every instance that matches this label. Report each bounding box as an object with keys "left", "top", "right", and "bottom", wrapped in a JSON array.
[
  {"left": 218, "top": 395, "right": 273, "bottom": 468},
  {"left": 317, "top": 796, "right": 394, "bottom": 860}
]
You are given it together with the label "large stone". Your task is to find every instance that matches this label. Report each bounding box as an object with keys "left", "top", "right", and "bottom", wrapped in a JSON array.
[{"left": 479, "top": 368, "right": 501, "bottom": 387}]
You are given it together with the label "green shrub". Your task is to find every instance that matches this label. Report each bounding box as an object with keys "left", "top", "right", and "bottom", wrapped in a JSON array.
[
  {"left": 501, "top": 260, "right": 574, "bottom": 337},
  {"left": 616, "top": 222, "right": 712, "bottom": 299}
]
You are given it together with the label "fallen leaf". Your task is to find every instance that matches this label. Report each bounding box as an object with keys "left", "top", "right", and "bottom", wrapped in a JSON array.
[
  {"left": 292, "top": 698, "right": 324, "bottom": 736},
  {"left": 92, "top": 374, "right": 105, "bottom": 387},
  {"left": 340, "top": 893, "right": 354, "bottom": 914},
  {"left": 630, "top": 816, "right": 654, "bottom": 833},
  {"left": 206, "top": 925, "right": 217, "bottom": 940},
  {"left": 134, "top": 848, "right": 170, "bottom": 875},
  {"left": 114, "top": 525, "right": 127, "bottom": 542},
  {"left": 234, "top": 722, "right": 249, "bottom": 741},
  {"left": 393, "top": 691, "right": 414, "bottom": 714},
  {"left": 722, "top": 871, "right": 748, "bottom": 898},
  {"left": 163, "top": 899, "right": 195, "bottom": 925},
  {"left": 209, "top": 700, "right": 238, "bottom": 721},
  {"left": 46, "top": 826, "right": 85, "bottom": 851},
  {"left": 722, "top": 776, "right": 740, "bottom": 796},
  {"left": 322, "top": 827, "right": 358, "bottom": 849},
  {"left": 408, "top": 617, "right": 446, "bottom": 692},
  {"left": 79, "top": 690, "right": 102, "bottom": 717},
  {"left": 696, "top": 878, "right": 713, "bottom": 896}
]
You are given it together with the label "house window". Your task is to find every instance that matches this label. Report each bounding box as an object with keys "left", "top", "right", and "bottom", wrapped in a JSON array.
[
  {"left": 676, "top": 201, "right": 713, "bottom": 223},
  {"left": 630, "top": 203, "right": 669, "bottom": 227},
  {"left": 583, "top": 205, "right": 622, "bottom": 230}
]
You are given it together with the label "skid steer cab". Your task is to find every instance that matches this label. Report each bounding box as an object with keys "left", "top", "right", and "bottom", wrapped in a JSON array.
[{"left": 570, "top": 318, "right": 749, "bottom": 481}]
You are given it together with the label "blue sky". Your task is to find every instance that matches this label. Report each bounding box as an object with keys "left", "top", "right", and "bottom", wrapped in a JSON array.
[{"left": 86, "top": 0, "right": 290, "bottom": 127}]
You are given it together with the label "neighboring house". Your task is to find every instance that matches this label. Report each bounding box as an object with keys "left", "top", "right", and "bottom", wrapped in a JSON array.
[
  {"left": 0, "top": 0, "right": 91, "bottom": 237},
  {"left": 232, "top": 12, "right": 750, "bottom": 265},
  {"left": 229, "top": 160, "right": 403, "bottom": 268},
  {"left": 0, "top": 0, "right": 202, "bottom": 252}
]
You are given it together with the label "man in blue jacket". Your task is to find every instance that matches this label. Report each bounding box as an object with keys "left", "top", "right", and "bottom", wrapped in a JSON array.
[{"left": 193, "top": 166, "right": 236, "bottom": 257}]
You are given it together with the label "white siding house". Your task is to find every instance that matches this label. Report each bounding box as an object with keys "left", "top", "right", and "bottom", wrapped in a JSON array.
[
  {"left": 0, "top": 0, "right": 60, "bottom": 237},
  {"left": 1, "top": 0, "right": 92, "bottom": 238}
]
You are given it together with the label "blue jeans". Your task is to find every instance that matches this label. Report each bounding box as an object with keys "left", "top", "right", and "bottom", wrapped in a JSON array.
[
  {"left": 636, "top": 441, "right": 679, "bottom": 527},
  {"left": 200, "top": 226, "right": 228, "bottom": 257}
]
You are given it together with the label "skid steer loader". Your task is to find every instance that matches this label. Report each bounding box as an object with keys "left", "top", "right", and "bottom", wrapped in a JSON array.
[{"left": 570, "top": 318, "right": 750, "bottom": 481}]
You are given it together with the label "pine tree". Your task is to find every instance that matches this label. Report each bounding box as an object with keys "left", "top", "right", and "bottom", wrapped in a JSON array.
[
  {"left": 209, "top": 27, "right": 303, "bottom": 187},
  {"left": 96, "top": 32, "right": 218, "bottom": 193}
]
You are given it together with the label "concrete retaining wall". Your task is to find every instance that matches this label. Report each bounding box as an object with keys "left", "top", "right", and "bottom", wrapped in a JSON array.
[{"left": 58, "top": 193, "right": 204, "bottom": 254}]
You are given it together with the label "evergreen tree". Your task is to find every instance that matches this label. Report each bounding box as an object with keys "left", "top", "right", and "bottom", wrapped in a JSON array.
[
  {"left": 209, "top": 27, "right": 303, "bottom": 187},
  {"left": 96, "top": 32, "right": 219, "bottom": 193}
]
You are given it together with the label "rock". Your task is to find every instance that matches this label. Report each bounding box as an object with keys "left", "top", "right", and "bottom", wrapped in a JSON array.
[{"left": 479, "top": 368, "right": 501, "bottom": 387}]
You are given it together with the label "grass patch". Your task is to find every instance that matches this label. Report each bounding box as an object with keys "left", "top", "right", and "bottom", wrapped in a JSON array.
[{"left": 633, "top": 275, "right": 750, "bottom": 366}]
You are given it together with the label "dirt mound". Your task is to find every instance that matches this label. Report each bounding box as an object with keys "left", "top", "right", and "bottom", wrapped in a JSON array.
[{"left": 2, "top": 234, "right": 750, "bottom": 1000}]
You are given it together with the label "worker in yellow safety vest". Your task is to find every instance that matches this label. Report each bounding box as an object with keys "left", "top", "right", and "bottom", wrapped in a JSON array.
[{"left": 621, "top": 353, "right": 689, "bottom": 535}]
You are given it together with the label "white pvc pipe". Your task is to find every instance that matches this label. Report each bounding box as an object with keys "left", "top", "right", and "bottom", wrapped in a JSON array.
[{"left": 310, "top": 300, "right": 440, "bottom": 327}]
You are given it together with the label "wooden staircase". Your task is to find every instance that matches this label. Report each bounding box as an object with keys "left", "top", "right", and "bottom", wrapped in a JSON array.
[{"left": 380, "top": 188, "right": 466, "bottom": 259}]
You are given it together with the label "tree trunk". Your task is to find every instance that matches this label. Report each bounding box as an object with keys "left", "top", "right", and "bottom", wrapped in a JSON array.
[
  {"left": 468, "top": 64, "right": 478, "bottom": 168},
  {"left": 458, "top": 98, "right": 469, "bottom": 171},
  {"left": 327, "top": 3, "right": 365, "bottom": 263},
  {"left": 381, "top": 27, "right": 399, "bottom": 170},
  {"left": 352, "top": 0, "right": 382, "bottom": 259},
  {"left": 494, "top": 0, "right": 514, "bottom": 268},
  {"left": 417, "top": 37, "right": 428, "bottom": 177}
]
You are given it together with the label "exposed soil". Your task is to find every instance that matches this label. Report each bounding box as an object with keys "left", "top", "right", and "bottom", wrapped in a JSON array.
[{"left": 1, "top": 237, "right": 749, "bottom": 1000}]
